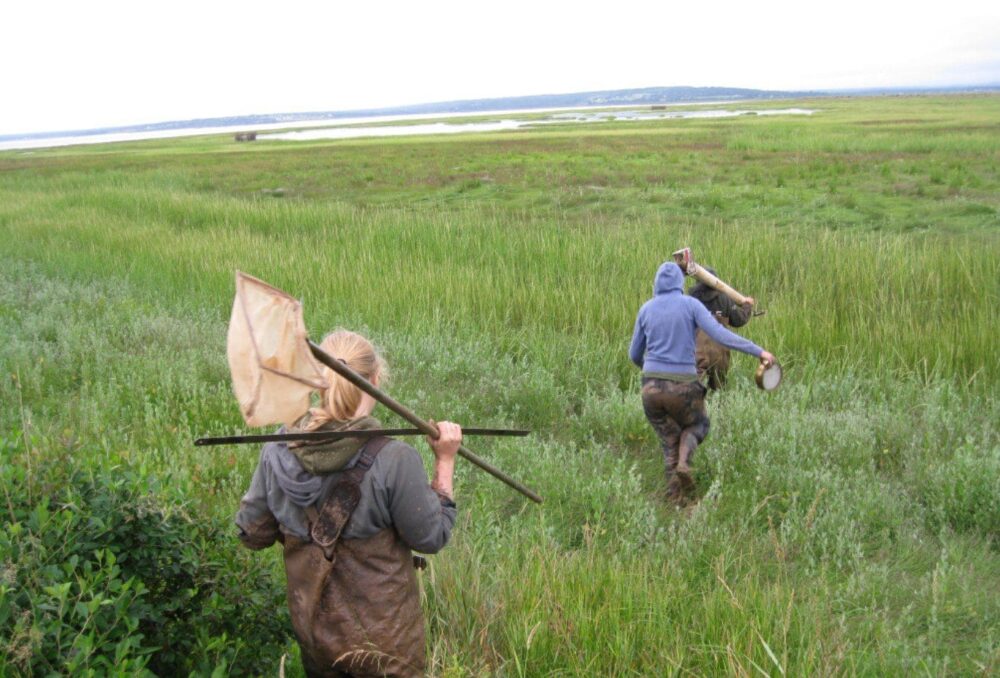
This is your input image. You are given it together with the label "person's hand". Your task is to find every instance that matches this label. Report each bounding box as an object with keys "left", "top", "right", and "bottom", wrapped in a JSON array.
[
  {"left": 428, "top": 420, "right": 462, "bottom": 464},
  {"left": 759, "top": 350, "right": 776, "bottom": 367},
  {"left": 743, "top": 296, "right": 756, "bottom": 308},
  {"left": 428, "top": 420, "right": 461, "bottom": 501}
]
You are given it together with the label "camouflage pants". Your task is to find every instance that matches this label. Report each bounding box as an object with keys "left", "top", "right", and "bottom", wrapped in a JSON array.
[{"left": 641, "top": 377, "right": 710, "bottom": 504}]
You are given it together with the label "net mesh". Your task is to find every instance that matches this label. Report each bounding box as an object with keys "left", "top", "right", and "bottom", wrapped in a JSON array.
[{"left": 226, "top": 272, "right": 327, "bottom": 427}]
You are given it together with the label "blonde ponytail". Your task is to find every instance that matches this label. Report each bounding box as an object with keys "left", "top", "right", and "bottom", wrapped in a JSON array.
[{"left": 305, "top": 330, "right": 387, "bottom": 429}]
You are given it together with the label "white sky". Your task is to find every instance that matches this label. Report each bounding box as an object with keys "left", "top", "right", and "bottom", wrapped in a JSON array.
[{"left": 3, "top": 0, "right": 999, "bottom": 135}]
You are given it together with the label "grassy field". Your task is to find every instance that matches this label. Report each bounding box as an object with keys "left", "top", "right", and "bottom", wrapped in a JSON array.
[{"left": 1, "top": 94, "right": 998, "bottom": 675}]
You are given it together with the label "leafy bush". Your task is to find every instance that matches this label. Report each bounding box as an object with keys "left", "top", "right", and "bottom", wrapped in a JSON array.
[{"left": 0, "top": 448, "right": 288, "bottom": 676}]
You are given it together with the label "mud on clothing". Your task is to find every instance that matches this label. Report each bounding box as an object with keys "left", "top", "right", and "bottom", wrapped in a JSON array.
[
  {"left": 641, "top": 377, "right": 709, "bottom": 503},
  {"left": 237, "top": 437, "right": 456, "bottom": 551},
  {"left": 630, "top": 262, "right": 761, "bottom": 505},
  {"left": 688, "top": 277, "right": 753, "bottom": 390},
  {"left": 236, "top": 436, "right": 456, "bottom": 677}
]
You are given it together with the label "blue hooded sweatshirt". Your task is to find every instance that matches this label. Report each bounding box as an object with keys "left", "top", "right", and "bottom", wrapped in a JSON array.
[{"left": 629, "top": 262, "right": 763, "bottom": 375}]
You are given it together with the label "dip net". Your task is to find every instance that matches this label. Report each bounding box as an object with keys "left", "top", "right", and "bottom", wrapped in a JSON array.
[{"left": 227, "top": 271, "right": 327, "bottom": 427}]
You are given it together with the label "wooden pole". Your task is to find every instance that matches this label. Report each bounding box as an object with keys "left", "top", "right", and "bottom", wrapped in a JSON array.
[
  {"left": 672, "top": 247, "right": 751, "bottom": 306},
  {"left": 308, "top": 340, "right": 543, "bottom": 504},
  {"left": 688, "top": 263, "right": 750, "bottom": 306}
]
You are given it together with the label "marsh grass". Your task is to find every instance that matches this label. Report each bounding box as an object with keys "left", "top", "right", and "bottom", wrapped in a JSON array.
[{"left": 1, "top": 94, "right": 998, "bottom": 675}]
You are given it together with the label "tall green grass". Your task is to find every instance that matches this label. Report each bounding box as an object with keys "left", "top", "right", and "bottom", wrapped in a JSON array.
[
  {"left": 1, "top": 94, "right": 998, "bottom": 675},
  {"left": 1, "top": 184, "right": 995, "bottom": 387}
]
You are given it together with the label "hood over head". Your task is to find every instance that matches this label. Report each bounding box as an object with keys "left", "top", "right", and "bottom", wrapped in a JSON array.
[{"left": 653, "top": 261, "right": 685, "bottom": 295}]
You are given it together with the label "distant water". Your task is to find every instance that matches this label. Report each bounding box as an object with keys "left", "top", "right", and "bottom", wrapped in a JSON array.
[
  {"left": 261, "top": 108, "right": 814, "bottom": 142},
  {"left": 1, "top": 107, "right": 814, "bottom": 151},
  {"left": 0, "top": 117, "right": 404, "bottom": 151},
  {"left": 548, "top": 108, "right": 815, "bottom": 122},
  {"left": 267, "top": 119, "right": 524, "bottom": 141}
]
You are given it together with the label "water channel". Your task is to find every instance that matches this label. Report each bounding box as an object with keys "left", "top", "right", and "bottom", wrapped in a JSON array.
[
  {"left": 2, "top": 107, "right": 815, "bottom": 151},
  {"left": 261, "top": 108, "right": 815, "bottom": 142}
]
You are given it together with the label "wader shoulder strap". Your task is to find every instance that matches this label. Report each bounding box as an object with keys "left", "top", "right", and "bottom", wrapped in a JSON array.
[{"left": 308, "top": 436, "right": 392, "bottom": 561}]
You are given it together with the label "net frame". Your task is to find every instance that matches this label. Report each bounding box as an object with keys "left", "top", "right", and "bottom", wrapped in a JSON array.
[{"left": 227, "top": 271, "right": 328, "bottom": 427}]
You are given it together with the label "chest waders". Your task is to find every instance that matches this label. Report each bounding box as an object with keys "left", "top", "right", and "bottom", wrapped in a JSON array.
[
  {"left": 696, "top": 312, "right": 733, "bottom": 391},
  {"left": 283, "top": 438, "right": 426, "bottom": 678}
]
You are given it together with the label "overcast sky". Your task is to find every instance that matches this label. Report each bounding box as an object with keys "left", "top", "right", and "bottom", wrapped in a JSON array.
[{"left": 3, "top": 0, "right": 999, "bottom": 135}]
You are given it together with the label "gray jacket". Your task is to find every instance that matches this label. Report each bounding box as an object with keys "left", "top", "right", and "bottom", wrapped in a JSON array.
[{"left": 236, "top": 438, "right": 456, "bottom": 554}]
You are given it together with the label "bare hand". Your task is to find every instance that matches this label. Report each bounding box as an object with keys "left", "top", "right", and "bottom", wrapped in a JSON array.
[
  {"left": 759, "top": 350, "right": 776, "bottom": 367},
  {"left": 743, "top": 297, "right": 756, "bottom": 308},
  {"left": 428, "top": 420, "right": 462, "bottom": 463},
  {"left": 428, "top": 420, "right": 461, "bottom": 501}
]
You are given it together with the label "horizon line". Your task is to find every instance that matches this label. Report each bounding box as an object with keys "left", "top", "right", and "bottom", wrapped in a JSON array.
[{"left": 3, "top": 81, "right": 999, "bottom": 142}]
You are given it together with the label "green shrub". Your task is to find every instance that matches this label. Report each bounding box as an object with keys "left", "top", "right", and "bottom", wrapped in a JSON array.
[{"left": 0, "top": 446, "right": 288, "bottom": 676}]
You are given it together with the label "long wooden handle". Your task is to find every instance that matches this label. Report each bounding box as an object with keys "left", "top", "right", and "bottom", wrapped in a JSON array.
[
  {"left": 307, "top": 340, "right": 543, "bottom": 503},
  {"left": 689, "top": 263, "right": 750, "bottom": 306}
]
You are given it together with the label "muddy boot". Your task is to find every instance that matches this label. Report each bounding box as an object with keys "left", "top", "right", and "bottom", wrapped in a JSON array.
[
  {"left": 675, "top": 435, "right": 693, "bottom": 479},
  {"left": 707, "top": 367, "right": 722, "bottom": 391},
  {"left": 674, "top": 432, "right": 698, "bottom": 502},
  {"left": 666, "top": 472, "right": 685, "bottom": 507}
]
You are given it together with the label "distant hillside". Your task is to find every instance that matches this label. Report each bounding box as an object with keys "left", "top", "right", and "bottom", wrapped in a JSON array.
[
  {"left": 348, "top": 85, "right": 816, "bottom": 115},
  {"left": 4, "top": 83, "right": 998, "bottom": 142}
]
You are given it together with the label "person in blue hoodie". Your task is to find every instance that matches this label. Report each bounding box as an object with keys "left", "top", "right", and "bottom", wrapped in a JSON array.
[{"left": 630, "top": 261, "right": 776, "bottom": 505}]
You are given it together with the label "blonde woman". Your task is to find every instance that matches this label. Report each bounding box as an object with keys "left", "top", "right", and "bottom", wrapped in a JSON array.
[{"left": 236, "top": 330, "right": 461, "bottom": 677}]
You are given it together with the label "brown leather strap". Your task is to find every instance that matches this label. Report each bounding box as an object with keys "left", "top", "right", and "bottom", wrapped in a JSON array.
[{"left": 309, "top": 436, "right": 392, "bottom": 561}]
